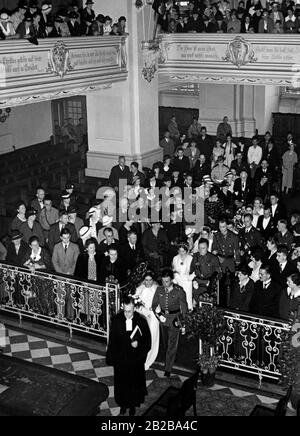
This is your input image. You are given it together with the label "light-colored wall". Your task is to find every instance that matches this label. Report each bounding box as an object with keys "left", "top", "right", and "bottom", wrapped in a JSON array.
[
  {"left": 92, "top": 0, "right": 127, "bottom": 22},
  {"left": 254, "top": 85, "right": 280, "bottom": 134},
  {"left": 0, "top": 101, "right": 52, "bottom": 155}
]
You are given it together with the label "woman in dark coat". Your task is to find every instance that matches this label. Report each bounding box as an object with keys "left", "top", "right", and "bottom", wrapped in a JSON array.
[
  {"left": 74, "top": 238, "right": 103, "bottom": 325},
  {"left": 229, "top": 264, "right": 255, "bottom": 312},
  {"left": 99, "top": 244, "right": 127, "bottom": 286}
]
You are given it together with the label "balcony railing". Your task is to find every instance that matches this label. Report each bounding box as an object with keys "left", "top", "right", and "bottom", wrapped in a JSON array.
[
  {"left": 219, "top": 309, "right": 291, "bottom": 383},
  {"left": 158, "top": 34, "right": 300, "bottom": 86},
  {"left": 0, "top": 36, "right": 128, "bottom": 108},
  {"left": 0, "top": 261, "right": 120, "bottom": 342}
]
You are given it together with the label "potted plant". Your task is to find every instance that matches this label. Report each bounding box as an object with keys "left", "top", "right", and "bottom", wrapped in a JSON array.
[
  {"left": 280, "top": 311, "right": 300, "bottom": 409},
  {"left": 196, "top": 350, "right": 222, "bottom": 387},
  {"left": 185, "top": 304, "right": 228, "bottom": 387}
]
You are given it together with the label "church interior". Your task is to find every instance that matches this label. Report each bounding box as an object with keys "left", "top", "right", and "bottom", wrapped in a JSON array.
[{"left": 0, "top": 0, "right": 300, "bottom": 419}]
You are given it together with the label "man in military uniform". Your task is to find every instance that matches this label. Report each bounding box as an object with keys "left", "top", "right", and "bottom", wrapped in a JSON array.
[
  {"left": 152, "top": 269, "right": 188, "bottom": 377},
  {"left": 212, "top": 219, "right": 241, "bottom": 274},
  {"left": 190, "top": 238, "right": 221, "bottom": 304},
  {"left": 212, "top": 219, "right": 241, "bottom": 306},
  {"left": 239, "top": 213, "right": 264, "bottom": 261}
]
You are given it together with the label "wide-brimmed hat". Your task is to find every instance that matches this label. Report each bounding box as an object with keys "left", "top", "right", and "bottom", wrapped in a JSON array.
[
  {"left": 102, "top": 215, "right": 113, "bottom": 227},
  {"left": 10, "top": 230, "right": 23, "bottom": 241},
  {"left": 88, "top": 207, "right": 98, "bottom": 216},
  {"left": 85, "top": 0, "right": 94, "bottom": 4},
  {"left": 61, "top": 191, "right": 71, "bottom": 200},
  {"left": 65, "top": 182, "right": 74, "bottom": 190},
  {"left": 68, "top": 11, "right": 78, "bottom": 19},
  {"left": 0, "top": 12, "right": 10, "bottom": 22},
  {"left": 79, "top": 226, "right": 90, "bottom": 238},
  {"left": 41, "top": 4, "right": 52, "bottom": 12}
]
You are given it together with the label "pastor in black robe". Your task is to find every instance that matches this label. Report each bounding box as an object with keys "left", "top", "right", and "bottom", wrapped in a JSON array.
[{"left": 106, "top": 311, "right": 151, "bottom": 409}]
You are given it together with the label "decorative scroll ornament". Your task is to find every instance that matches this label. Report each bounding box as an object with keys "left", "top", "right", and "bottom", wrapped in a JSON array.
[
  {"left": 223, "top": 36, "right": 257, "bottom": 68},
  {"left": 47, "top": 42, "right": 74, "bottom": 78},
  {"left": 141, "top": 40, "right": 160, "bottom": 83}
]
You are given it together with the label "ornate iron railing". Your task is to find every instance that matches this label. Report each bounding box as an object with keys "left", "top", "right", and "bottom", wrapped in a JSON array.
[
  {"left": 0, "top": 261, "right": 120, "bottom": 342},
  {"left": 219, "top": 310, "right": 291, "bottom": 383}
]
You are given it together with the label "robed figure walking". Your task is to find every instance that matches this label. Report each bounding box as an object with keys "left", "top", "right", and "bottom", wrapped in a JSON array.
[{"left": 106, "top": 296, "right": 151, "bottom": 416}]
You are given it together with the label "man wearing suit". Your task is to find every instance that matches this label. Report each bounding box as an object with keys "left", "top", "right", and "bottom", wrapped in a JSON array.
[
  {"left": 31, "top": 187, "right": 45, "bottom": 222},
  {"left": 173, "top": 148, "right": 190, "bottom": 176},
  {"left": 192, "top": 154, "right": 211, "bottom": 187},
  {"left": 197, "top": 127, "right": 213, "bottom": 161},
  {"left": 256, "top": 206, "right": 276, "bottom": 241},
  {"left": 119, "top": 231, "right": 144, "bottom": 276},
  {"left": 48, "top": 210, "right": 77, "bottom": 254},
  {"left": 270, "top": 192, "right": 286, "bottom": 225},
  {"left": 249, "top": 264, "right": 282, "bottom": 318},
  {"left": 274, "top": 245, "right": 297, "bottom": 288},
  {"left": 108, "top": 156, "right": 130, "bottom": 192},
  {"left": 254, "top": 160, "right": 272, "bottom": 201},
  {"left": 234, "top": 170, "right": 254, "bottom": 207},
  {"left": 159, "top": 131, "right": 175, "bottom": 158},
  {"left": 128, "top": 162, "right": 146, "bottom": 187},
  {"left": 231, "top": 152, "right": 250, "bottom": 176},
  {"left": 239, "top": 213, "right": 264, "bottom": 259},
  {"left": 52, "top": 228, "right": 80, "bottom": 320},
  {"left": 275, "top": 220, "right": 294, "bottom": 251}
]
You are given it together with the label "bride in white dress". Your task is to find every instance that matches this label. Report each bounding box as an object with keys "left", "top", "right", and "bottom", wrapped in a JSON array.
[
  {"left": 133, "top": 271, "right": 160, "bottom": 371},
  {"left": 172, "top": 242, "right": 195, "bottom": 311}
]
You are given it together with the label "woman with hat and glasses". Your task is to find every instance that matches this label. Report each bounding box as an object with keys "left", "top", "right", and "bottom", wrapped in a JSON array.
[
  {"left": 172, "top": 242, "right": 195, "bottom": 311},
  {"left": 16, "top": 12, "right": 37, "bottom": 41}
]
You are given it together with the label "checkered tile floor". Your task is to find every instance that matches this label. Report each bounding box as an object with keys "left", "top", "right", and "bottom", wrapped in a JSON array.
[{"left": 0, "top": 325, "right": 296, "bottom": 416}]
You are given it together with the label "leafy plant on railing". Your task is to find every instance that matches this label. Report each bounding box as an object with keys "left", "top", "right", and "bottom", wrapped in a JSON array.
[
  {"left": 185, "top": 305, "right": 228, "bottom": 347},
  {"left": 280, "top": 311, "right": 300, "bottom": 389}
]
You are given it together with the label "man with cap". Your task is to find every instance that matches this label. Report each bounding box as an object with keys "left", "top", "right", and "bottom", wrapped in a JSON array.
[
  {"left": 152, "top": 269, "right": 188, "bottom": 377},
  {"left": 60, "top": 191, "right": 72, "bottom": 213},
  {"left": 39, "top": 195, "right": 59, "bottom": 241},
  {"left": 81, "top": 0, "right": 95, "bottom": 35},
  {"left": 65, "top": 182, "right": 77, "bottom": 206},
  {"left": 67, "top": 10, "right": 82, "bottom": 36},
  {"left": 11, "top": 1, "right": 28, "bottom": 31},
  {"left": 190, "top": 238, "right": 221, "bottom": 305},
  {"left": 48, "top": 210, "right": 77, "bottom": 254},
  {"left": 31, "top": 187, "right": 45, "bottom": 222},
  {"left": 212, "top": 218, "right": 241, "bottom": 274},
  {"left": 68, "top": 206, "right": 84, "bottom": 238},
  {"left": 20, "top": 209, "right": 45, "bottom": 247}
]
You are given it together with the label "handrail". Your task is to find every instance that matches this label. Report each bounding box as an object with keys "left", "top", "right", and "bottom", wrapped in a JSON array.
[{"left": 0, "top": 261, "right": 120, "bottom": 343}]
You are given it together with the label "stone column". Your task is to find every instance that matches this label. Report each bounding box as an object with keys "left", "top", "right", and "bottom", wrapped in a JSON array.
[{"left": 85, "top": 0, "right": 162, "bottom": 179}]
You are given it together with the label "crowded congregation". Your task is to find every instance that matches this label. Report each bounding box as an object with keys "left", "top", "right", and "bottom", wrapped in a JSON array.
[{"left": 0, "top": 0, "right": 300, "bottom": 419}]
